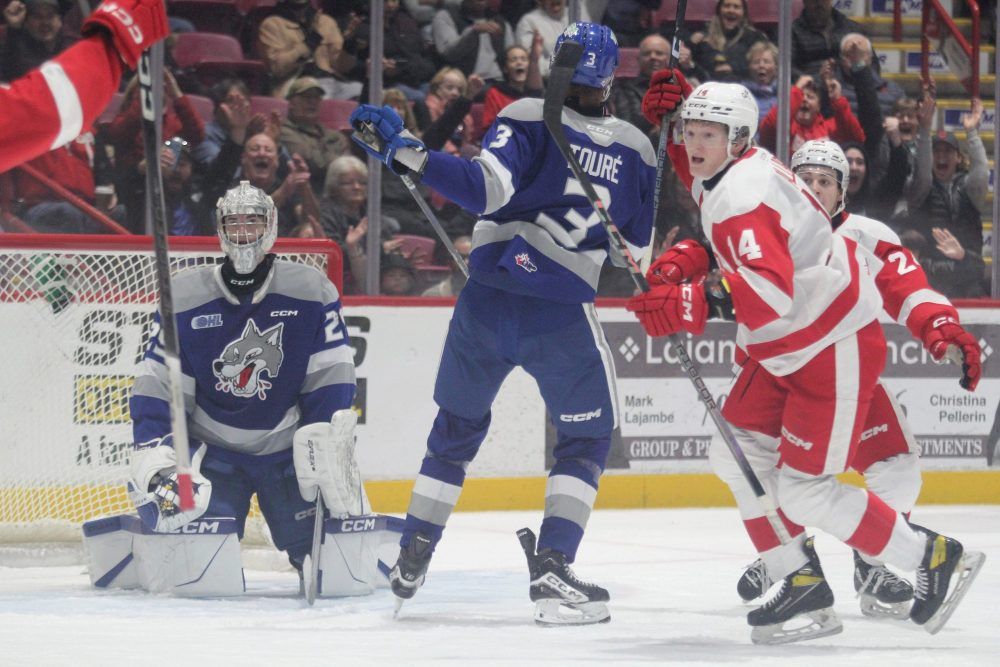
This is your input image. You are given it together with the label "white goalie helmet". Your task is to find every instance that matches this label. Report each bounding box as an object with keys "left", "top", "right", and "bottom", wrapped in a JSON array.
[
  {"left": 215, "top": 180, "right": 277, "bottom": 274},
  {"left": 791, "top": 140, "right": 850, "bottom": 217},
  {"left": 681, "top": 81, "right": 759, "bottom": 148}
]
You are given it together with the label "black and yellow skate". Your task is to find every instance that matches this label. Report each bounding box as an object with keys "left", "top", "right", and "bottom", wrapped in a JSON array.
[
  {"left": 747, "top": 538, "right": 842, "bottom": 645},
  {"left": 853, "top": 549, "right": 913, "bottom": 619},
  {"left": 909, "top": 526, "right": 986, "bottom": 634}
]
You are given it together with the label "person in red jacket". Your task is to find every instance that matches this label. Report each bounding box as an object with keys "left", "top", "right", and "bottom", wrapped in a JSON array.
[
  {"left": 105, "top": 67, "right": 205, "bottom": 232},
  {"left": 758, "top": 75, "right": 864, "bottom": 153},
  {"left": 0, "top": 0, "right": 168, "bottom": 175},
  {"left": 479, "top": 34, "right": 544, "bottom": 136}
]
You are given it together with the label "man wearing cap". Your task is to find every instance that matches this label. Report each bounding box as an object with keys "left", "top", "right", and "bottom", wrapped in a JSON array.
[
  {"left": 1, "top": 0, "right": 76, "bottom": 81},
  {"left": 903, "top": 98, "right": 989, "bottom": 297},
  {"left": 279, "top": 76, "right": 350, "bottom": 193}
]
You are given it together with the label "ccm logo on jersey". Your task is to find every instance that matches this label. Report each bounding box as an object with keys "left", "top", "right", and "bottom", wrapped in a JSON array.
[
  {"left": 340, "top": 518, "right": 377, "bottom": 532},
  {"left": 192, "top": 314, "right": 223, "bottom": 329},
  {"left": 171, "top": 521, "right": 221, "bottom": 534},
  {"left": 270, "top": 310, "right": 298, "bottom": 317},
  {"left": 861, "top": 424, "right": 889, "bottom": 441},
  {"left": 681, "top": 285, "right": 695, "bottom": 322},
  {"left": 560, "top": 408, "right": 602, "bottom": 423},
  {"left": 781, "top": 426, "right": 813, "bottom": 451}
]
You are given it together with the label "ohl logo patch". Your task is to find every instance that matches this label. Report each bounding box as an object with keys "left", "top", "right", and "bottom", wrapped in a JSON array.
[
  {"left": 515, "top": 252, "right": 538, "bottom": 273},
  {"left": 212, "top": 319, "right": 284, "bottom": 400}
]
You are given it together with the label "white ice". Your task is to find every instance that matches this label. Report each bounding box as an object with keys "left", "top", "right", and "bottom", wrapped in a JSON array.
[{"left": 1, "top": 506, "right": 998, "bottom": 666}]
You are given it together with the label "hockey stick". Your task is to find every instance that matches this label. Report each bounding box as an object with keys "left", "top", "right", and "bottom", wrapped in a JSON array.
[
  {"left": 546, "top": 42, "right": 791, "bottom": 543},
  {"left": 643, "top": 0, "right": 688, "bottom": 273},
  {"left": 139, "top": 43, "right": 195, "bottom": 511},
  {"left": 305, "top": 493, "right": 324, "bottom": 605}
]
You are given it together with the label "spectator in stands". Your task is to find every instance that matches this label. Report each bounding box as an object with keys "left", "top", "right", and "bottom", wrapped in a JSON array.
[
  {"left": 831, "top": 32, "right": 904, "bottom": 119},
  {"left": 902, "top": 102, "right": 989, "bottom": 297},
  {"left": 381, "top": 252, "right": 421, "bottom": 296},
  {"left": 480, "top": 38, "right": 544, "bottom": 134},
  {"left": 689, "top": 0, "right": 768, "bottom": 83},
  {"left": 258, "top": 0, "right": 360, "bottom": 99},
  {"left": 741, "top": 40, "right": 779, "bottom": 126},
  {"left": 1, "top": 0, "right": 76, "bottom": 82},
  {"left": 105, "top": 70, "right": 205, "bottom": 233},
  {"left": 758, "top": 75, "right": 864, "bottom": 153},
  {"left": 348, "top": 0, "right": 437, "bottom": 101},
  {"left": 894, "top": 82, "right": 937, "bottom": 219},
  {"left": 12, "top": 130, "right": 124, "bottom": 233},
  {"left": 841, "top": 133, "right": 908, "bottom": 222},
  {"left": 514, "top": 0, "right": 568, "bottom": 78},
  {"left": 603, "top": 0, "right": 660, "bottom": 47},
  {"left": 193, "top": 79, "right": 252, "bottom": 171},
  {"left": 610, "top": 33, "right": 670, "bottom": 137},
  {"left": 279, "top": 76, "right": 350, "bottom": 194},
  {"left": 383, "top": 88, "right": 422, "bottom": 134},
  {"left": 402, "top": 0, "right": 446, "bottom": 40},
  {"left": 319, "top": 155, "right": 403, "bottom": 294},
  {"left": 422, "top": 235, "right": 472, "bottom": 296},
  {"left": 431, "top": 0, "right": 514, "bottom": 84},
  {"left": 791, "top": 0, "right": 863, "bottom": 78},
  {"left": 160, "top": 138, "right": 204, "bottom": 235},
  {"left": 418, "top": 67, "right": 484, "bottom": 156},
  {"left": 900, "top": 227, "right": 987, "bottom": 298}
]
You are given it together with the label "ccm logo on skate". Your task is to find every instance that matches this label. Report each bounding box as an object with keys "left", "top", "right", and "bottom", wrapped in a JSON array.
[
  {"left": 341, "top": 518, "right": 377, "bottom": 532},
  {"left": 860, "top": 424, "right": 888, "bottom": 441},
  {"left": 560, "top": 409, "right": 602, "bottom": 423},
  {"left": 270, "top": 310, "right": 298, "bottom": 317},
  {"left": 541, "top": 574, "right": 586, "bottom": 603},
  {"left": 171, "top": 521, "right": 220, "bottom": 534},
  {"left": 781, "top": 426, "right": 813, "bottom": 451}
]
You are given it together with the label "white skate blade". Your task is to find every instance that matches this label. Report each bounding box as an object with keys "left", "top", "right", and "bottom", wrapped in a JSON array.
[
  {"left": 750, "top": 607, "right": 843, "bottom": 645},
  {"left": 859, "top": 593, "right": 911, "bottom": 619},
  {"left": 533, "top": 599, "right": 610, "bottom": 626},
  {"left": 921, "top": 550, "right": 986, "bottom": 635},
  {"left": 392, "top": 595, "right": 405, "bottom": 618}
]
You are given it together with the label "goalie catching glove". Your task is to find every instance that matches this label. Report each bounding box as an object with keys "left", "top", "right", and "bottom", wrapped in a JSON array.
[
  {"left": 128, "top": 435, "right": 211, "bottom": 532},
  {"left": 349, "top": 104, "right": 428, "bottom": 176},
  {"left": 294, "top": 409, "right": 372, "bottom": 518}
]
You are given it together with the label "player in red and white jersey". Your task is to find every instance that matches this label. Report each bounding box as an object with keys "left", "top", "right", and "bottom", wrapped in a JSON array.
[
  {"left": 730, "top": 140, "right": 983, "bottom": 621},
  {"left": 630, "top": 70, "right": 984, "bottom": 644},
  {"left": 0, "top": 0, "right": 168, "bottom": 174}
]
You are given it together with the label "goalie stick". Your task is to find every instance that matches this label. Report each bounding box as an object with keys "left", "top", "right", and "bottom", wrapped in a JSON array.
[
  {"left": 139, "top": 43, "right": 195, "bottom": 511},
  {"left": 545, "top": 41, "right": 791, "bottom": 544},
  {"left": 643, "top": 0, "right": 687, "bottom": 273},
  {"left": 304, "top": 493, "right": 324, "bottom": 605}
]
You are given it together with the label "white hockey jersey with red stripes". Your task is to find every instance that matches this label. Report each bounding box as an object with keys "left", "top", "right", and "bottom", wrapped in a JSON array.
[{"left": 676, "top": 145, "right": 884, "bottom": 375}]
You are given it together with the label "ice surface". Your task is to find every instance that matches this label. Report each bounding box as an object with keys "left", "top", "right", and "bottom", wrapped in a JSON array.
[{"left": 1, "top": 506, "right": 997, "bottom": 666}]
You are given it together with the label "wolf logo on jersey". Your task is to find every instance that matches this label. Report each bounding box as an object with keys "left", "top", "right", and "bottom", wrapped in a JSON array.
[{"left": 212, "top": 319, "right": 284, "bottom": 399}]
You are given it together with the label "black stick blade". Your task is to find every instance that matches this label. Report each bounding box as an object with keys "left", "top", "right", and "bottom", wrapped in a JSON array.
[{"left": 543, "top": 40, "right": 582, "bottom": 131}]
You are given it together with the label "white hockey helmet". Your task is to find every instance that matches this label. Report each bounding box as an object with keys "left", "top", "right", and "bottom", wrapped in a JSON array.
[
  {"left": 791, "top": 140, "right": 849, "bottom": 216},
  {"left": 215, "top": 181, "right": 277, "bottom": 274},
  {"left": 681, "top": 82, "right": 759, "bottom": 146}
]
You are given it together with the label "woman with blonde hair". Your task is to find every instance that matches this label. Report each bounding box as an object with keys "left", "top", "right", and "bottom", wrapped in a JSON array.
[{"left": 690, "top": 0, "right": 767, "bottom": 82}]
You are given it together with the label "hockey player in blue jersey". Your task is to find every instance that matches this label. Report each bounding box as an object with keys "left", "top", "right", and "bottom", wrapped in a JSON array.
[
  {"left": 350, "top": 22, "right": 656, "bottom": 624},
  {"left": 128, "top": 181, "right": 362, "bottom": 577}
]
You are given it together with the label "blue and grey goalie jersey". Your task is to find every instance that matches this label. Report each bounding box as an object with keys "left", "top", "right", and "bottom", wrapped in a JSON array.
[
  {"left": 130, "top": 261, "right": 356, "bottom": 455},
  {"left": 470, "top": 97, "right": 656, "bottom": 302}
]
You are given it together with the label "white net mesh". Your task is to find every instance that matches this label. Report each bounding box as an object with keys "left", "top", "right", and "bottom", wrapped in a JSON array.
[{"left": 0, "top": 237, "right": 335, "bottom": 544}]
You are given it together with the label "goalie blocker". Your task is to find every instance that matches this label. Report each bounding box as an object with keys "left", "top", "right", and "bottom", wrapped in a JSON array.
[{"left": 83, "top": 513, "right": 402, "bottom": 597}]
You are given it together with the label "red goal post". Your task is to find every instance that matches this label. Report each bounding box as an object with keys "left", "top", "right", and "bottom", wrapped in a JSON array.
[{"left": 0, "top": 234, "right": 343, "bottom": 544}]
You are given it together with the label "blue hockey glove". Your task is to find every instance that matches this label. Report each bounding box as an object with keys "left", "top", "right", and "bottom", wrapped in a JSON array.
[{"left": 349, "top": 104, "right": 428, "bottom": 176}]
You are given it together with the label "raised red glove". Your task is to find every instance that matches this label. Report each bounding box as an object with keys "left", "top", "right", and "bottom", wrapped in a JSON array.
[
  {"left": 626, "top": 283, "right": 707, "bottom": 338},
  {"left": 82, "top": 0, "right": 169, "bottom": 70},
  {"left": 921, "top": 314, "right": 982, "bottom": 391},
  {"left": 641, "top": 68, "right": 692, "bottom": 127},
  {"left": 648, "top": 240, "right": 710, "bottom": 285}
]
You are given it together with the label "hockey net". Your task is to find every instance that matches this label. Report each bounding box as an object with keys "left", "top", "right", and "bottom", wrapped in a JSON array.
[{"left": 0, "top": 234, "right": 343, "bottom": 548}]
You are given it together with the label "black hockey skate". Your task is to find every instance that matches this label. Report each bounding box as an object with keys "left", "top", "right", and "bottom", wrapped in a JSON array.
[
  {"left": 908, "top": 525, "right": 985, "bottom": 634},
  {"left": 853, "top": 549, "right": 913, "bottom": 619},
  {"left": 737, "top": 558, "right": 773, "bottom": 602},
  {"left": 747, "top": 537, "right": 842, "bottom": 645},
  {"left": 516, "top": 527, "right": 610, "bottom": 626},
  {"left": 389, "top": 532, "right": 434, "bottom": 615}
]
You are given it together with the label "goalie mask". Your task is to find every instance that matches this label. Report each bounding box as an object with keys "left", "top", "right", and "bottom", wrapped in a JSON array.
[
  {"left": 552, "top": 21, "right": 619, "bottom": 101},
  {"left": 216, "top": 181, "right": 277, "bottom": 274},
  {"left": 791, "top": 140, "right": 850, "bottom": 217}
]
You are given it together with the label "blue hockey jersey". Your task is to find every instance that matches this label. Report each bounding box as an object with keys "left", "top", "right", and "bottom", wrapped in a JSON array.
[
  {"left": 421, "top": 97, "right": 656, "bottom": 303},
  {"left": 130, "top": 261, "right": 355, "bottom": 455}
]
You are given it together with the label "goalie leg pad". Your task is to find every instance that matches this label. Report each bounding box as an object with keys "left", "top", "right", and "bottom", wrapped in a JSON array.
[
  {"left": 318, "top": 514, "right": 404, "bottom": 597},
  {"left": 83, "top": 515, "right": 245, "bottom": 597}
]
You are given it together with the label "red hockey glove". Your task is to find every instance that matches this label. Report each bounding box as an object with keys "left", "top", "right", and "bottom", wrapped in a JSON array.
[
  {"left": 82, "top": 0, "right": 169, "bottom": 70},
  {"left": 641, "top": 68, "right": 692, "bottom": 127},
  {"left": 648, "top": 240, "right": 710, "bottom": 285},
  {"left": 626, "top": 283, "right": 707, "bottom": 338},
  {"left": 921, "top": 314, "right": 982, "bottom": 391}
]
